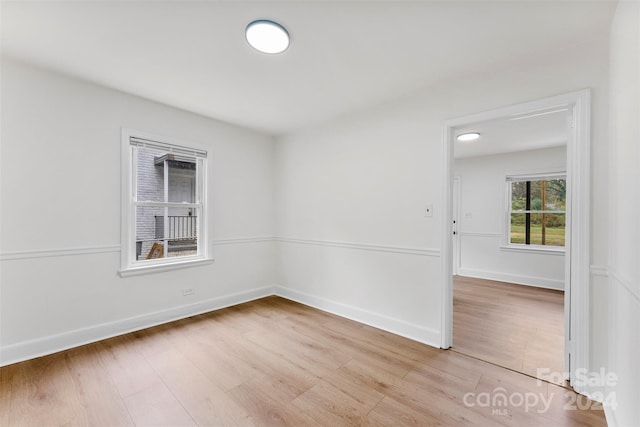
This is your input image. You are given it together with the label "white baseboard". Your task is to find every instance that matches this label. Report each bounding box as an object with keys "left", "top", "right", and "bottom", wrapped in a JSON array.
[
  {"left": 457, "top": 268, "right": 564, "bottom": 290},
  {"left": 604, "top": 404, "right": 618, "bottom": 427},
  {"left": 273, "top": 286, "right": 441, "bottom": 348},
  {"left": 1, "top": 284, "right": 442, "bottom": 367},
  {"left": 0, "top": 286, "right": 275, "bottom": 367}
]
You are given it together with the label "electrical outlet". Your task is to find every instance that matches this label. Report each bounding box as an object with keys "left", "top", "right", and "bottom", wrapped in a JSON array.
[{"left": 182, "top": 288, "right": 194, "bottom": 296}]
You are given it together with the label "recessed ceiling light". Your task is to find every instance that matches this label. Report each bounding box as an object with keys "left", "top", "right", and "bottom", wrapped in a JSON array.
[
  {"left": 246, "top": 20, "right": 289, "bottom": 54},
  {"left": 456, "top": 132, "right": 480, "bottom": 142}
]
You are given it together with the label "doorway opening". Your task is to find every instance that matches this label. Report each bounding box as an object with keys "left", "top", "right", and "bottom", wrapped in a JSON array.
[
  {"left": 440, "top": 90, "right": 592, "bottom": 395},
  {"left": 451, "top": 111, "right": 568, "bottom": 382}
]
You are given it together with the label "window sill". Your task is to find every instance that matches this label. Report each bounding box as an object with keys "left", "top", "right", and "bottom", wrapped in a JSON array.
[
  {"left": 500, "top": 245, "right": 565, "bottom": 255},
  {"left": 119, "top": 257, "right": 214, "bottom": 278}
]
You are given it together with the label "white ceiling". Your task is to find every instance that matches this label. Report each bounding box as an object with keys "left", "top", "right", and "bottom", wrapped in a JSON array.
[
  {"left": 1, "top": 1, "right": 616, "bottom": 136},
  {"left": 454, "top": 109, "right": 569, "bottom": 158}
]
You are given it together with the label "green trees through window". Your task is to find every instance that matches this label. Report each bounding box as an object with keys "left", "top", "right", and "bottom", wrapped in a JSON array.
[{"left": 509, "top": 176, "right": 566, "bottom": 247}]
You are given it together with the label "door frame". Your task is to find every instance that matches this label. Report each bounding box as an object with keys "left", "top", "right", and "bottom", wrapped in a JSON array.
[
  {"left": 452, "top": 176, "right": 461, "bottom": 276},
  {"left": 440, "top": 89, "right": 591, "bottom": 394}
]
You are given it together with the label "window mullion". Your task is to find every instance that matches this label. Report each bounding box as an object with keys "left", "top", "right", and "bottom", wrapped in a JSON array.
[
  {"left": 134, "top": 201, "right": 200, "bottom": 208},
  {"left": 163, "top": 159, "right": 169, "bottom": 258},
  {"left": 525, "top": 180, "right": 531, "bottom": 245},
  {"left": 131, "top": 146, "right": 138, "bottom": 201},
  {"left": 521, "top": 210, "right": 565, "bottom": 214}
]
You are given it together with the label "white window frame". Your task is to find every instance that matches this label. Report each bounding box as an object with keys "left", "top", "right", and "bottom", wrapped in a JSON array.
[
  {"left": 502, "top": 172, "right": 566, "bottom": 254},
  {"left": 120, "top": 128, "right": 212, "bottom": 277}
]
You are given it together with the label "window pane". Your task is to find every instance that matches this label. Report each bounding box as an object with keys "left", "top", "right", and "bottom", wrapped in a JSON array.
[
  {"left": 508, "top": 176, "right": 565, "bottom": 248},
  {"left": 510, "top": 178, "right": 566, "bottom": 212},
  {"left": 136, "top": 147, "right": 196, "bottom": 203},
  {"left": 135, "top": 206, "right": 198, "bottom": 260},
  {"left": 136, "top": 206, "right": 164, "bottom": 259},
  {"left": 510, "top": 213, "right": 527, "bottom": 243},
  {"left": 168, "top": 166, "right": 196, "bottom": 203},
  {"left": 544, "top": 179, "right": 566, "bottom": 211},
  {"left": 511, "top": 181, "right": 527, "bottom": 211},
  {"left": 529, "top": 180, "right": 542, "bottom": 210},
  {"left": 136, "top": 147, "right": 166, "bottom": 202},
  {"left": 510, "top": 213, "right": 565, "bottom": 246},
  {"left": 530, "top": 213, "right": 565, "bottom": 246}
]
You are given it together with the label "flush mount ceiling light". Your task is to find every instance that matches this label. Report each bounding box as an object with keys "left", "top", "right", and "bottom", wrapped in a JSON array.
[
  {"left": 456, "top": 132, "right": 480, "bottom": 142},
  {"left": 246, "top": 20, "right": 289, "bottom": 54}
]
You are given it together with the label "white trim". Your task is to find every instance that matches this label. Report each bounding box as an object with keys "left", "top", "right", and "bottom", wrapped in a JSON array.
[
  {"left": 118, "top": 257, "right": 214, "bottom": 278},
  {"left": 457, "top": 268, "right": 565, "bottom": 291},
  {"left": 506, "top": 172, "right": 567, "bottom": 182},
  {"left": 610, "top": 269, "right": 640, "bottom": 304},
  {"left": 274, "top": 286, "right": 441, "bottom": 347},
  {"left": 121, "top": 128, "right": 211, "bottom": 273},
  {"left": 567, "top": 89, "right": 591, "bottom": 392},
  {"left": 604, "top": 405, "right": 619, "bottom": 427},
  {"left": 440, "top": 123, "right": 454, "bottom": 348},
  {"left": 459, "top": 231, "right": 501, "bottom": 238},
  {"left": 212, "top": 236, "right": 276, "bottom": 245},
  {"left": 122, "top": 128, "right": 135, "bottom": 271},
  {"left": 452, "top": 176, "right": 461, "bottom": 276},
  {"left": 0, "top": 238, "right": 274, "bottom": 262},
  {"left": 589, "top": 265, "right": 610, "bottom": 278},
  {"left": 0, "top": 245, "right": 120, "bottom": 261},
  {"left": 276, "top": 237, "right": 440, "bottom": 257},
  {"left": 124, "top": 129, "right": 211, "bottom": 156},
  {"left": 0, "top": 284, "right": 443, "bottom": 367},
  {"left": 0, "top": 236, "right": 438, "bottom": 261},
  {"left": 0, "top": 286, "right": 276, "bottom": 367},
  {"left": 135, "top": 201, "right": 200, "bottom": 208},
  {"left": 441, "top": 89, "right": 591, "bottom": 392},
  {"left": 499, "top": 245, "right": 565, "bottom": 255},
  {"left": 129, "top": 136, "right": 207, "bottom": 158}
]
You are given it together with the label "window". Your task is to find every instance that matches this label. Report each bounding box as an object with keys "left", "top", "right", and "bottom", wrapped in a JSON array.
[
  {"left": 120, "top": 129, "right": 210, "bottom": 276},
  {"left": 506, "top": 173, "right": 566, "bottom": 248}
]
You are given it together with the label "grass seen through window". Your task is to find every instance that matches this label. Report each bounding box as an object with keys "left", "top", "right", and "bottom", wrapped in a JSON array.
[{"left": 509, "top": 176, "right": 566, "bottom": 247}]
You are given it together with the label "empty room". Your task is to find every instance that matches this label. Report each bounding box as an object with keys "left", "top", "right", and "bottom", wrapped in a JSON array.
[
  {"left": 1, "top": 1, "right": 638, "bottom": 426},
  {"left": 451, "top": 109, "right": 570, "bottom": 379}
]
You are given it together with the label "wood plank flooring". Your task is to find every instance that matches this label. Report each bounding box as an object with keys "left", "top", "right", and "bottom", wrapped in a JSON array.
[
  {"left": 453, "top": 276, "right": 565, "bottom": 384},
  {"left": 1, "top": 296, "right": 606, "bottom": 426}
]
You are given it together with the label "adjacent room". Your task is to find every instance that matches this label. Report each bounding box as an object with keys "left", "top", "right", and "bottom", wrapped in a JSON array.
[
  {"left": 451, "top": 111, "right": 569, "bottom": 382},
  {"left": 1, "top": 1, "right": 638, "bottom": 426}
]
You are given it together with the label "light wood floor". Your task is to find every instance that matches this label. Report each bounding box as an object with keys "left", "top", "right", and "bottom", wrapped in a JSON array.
[
  {"left": 453, "top": 276, "right": 565, "bottom": 384},
  {"left": 1, "top": 296, "right": 605, "bottom": 426}
]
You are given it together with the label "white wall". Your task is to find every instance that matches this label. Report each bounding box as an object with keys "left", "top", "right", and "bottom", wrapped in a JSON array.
[
  {"left": 0, "top": 24, "right": 622, "bottom": 415},
  {"left": 275, "top": 113, "right": 443, "bottom": 343},
  {"left": 0, "top": 58, "right": 277, "bottom": 365},
  {"left": 0, "top": 15, "right": 631, "bottom": 423},
  {"left": 606, "top": 2, "right": 640, "bottom": 425},
  {"left": 454, "top": 147, "right": 566, "bottom": 290},
  {"left": 274, "top": 37, "right": 610, "bottom": 350}
]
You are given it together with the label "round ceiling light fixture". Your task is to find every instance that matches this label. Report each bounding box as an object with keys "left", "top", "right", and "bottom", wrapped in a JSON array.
[
  {"left": 456, "top": 132, "right": 480, "bottom": 142},
  {"left": 246, "top": 20, "right": 290, "bottom": 54}
]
